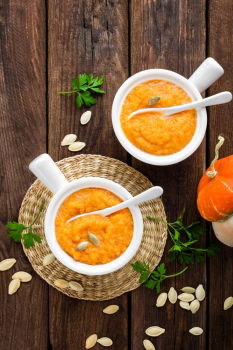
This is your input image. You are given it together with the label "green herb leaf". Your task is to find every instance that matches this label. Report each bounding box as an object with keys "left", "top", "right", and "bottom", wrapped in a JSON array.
[
  {"left": 6, "top": 202, "right": 44, "bottom": 248},
  {"left": 132, "top": 261, "right": 188, "bottom": 293},
  {"left": 147, "top": 212, "right": 221, "bottom": 264},
  {"left": 58, "top": 73, "right": 105, "bottom": 108},
  {"left": 71, "top": 78, "right": 79, "bottom": 90},
  {"left": 7, "top": 222, "right": 26, "bottom": 242}
]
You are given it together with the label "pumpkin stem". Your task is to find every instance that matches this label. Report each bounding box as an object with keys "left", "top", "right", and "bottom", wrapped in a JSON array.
[{"left": 206, "top": 135, "right": 225, "bottom": 178}]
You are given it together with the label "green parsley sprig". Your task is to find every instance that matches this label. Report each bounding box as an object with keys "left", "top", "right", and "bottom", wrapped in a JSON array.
[
  {"left": 7, "top": 201, "right": 44, "bottom": 248},
  {"left": 132, "top": 262, "right": 188, "bottom": 293},
  {"left": 58, "top": 73, "right": 105, "bottom": 108},
  {"left": 147, "top": 211, "right": 220, "bottom": 264}
]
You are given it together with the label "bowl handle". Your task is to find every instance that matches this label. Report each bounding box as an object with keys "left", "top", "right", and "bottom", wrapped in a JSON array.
[
  {"left": 189, "top": 57, "right": 224, "bottom": 93},
  {"left": 29, "top": 153, "right": 68, "bottom": 194}
]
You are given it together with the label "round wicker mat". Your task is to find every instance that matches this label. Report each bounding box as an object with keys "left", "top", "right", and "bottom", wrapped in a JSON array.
[{"left": 19, "top": 154, "right": 167, "bottom": 301}]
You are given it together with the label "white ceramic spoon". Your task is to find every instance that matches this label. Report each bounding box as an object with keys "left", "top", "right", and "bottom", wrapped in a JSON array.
[
  {"left": 67, "top": 186, "right": 163, "bottom": 223},
  {"left": 128, "top": 91, "right": 232, "bottom": 120}
]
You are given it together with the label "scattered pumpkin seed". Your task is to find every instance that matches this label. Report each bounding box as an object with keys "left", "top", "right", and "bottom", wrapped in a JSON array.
[
  {"left": 68, "top": 280, "right": 84, "bottom": 292},
  {"left": 181, "top": 286, "right": 195, "bottom": 294},
  {"left": 80, "top": 110, "right": 92, "bottom": 125},
  {"left": 189, "top": 327, "right": 203, "bottom": 336},
  {"left": 145, "top": 326, "right": 165, "bottom": 337},
  {"left": 195, "top": 284, "right": 205, "bottom": 301},
  {"left": 12, "top": 271, "right": 32, "bottom": 282},
  {"left": 61, "top": 134, "right": 77, "bottom": 146},
  {"left": 76, "top": 241, "right": 89, "bottom": 251},
  {"left": 54, "top": 279, "right": 69, "bottom": 289},
  {"left": 156, "top": 292, "right": 167, "bottom": 307},
  {"left": 223, "top": 296, "right": 233, "bottom": 310},
  {"left": 190, "top": 299, "right": 200, "bottom": 314},
  {"left": 103, "top": 305, "right": 119, "bottom": 315},
  {"left": 8, "top": 278, "right": 21, "bottom": 295},
  {"left": 85, "top": 334, "right": 98, "bottom": 349},
  {"left": 168, "top": 287, "right": 177, "bottom": 304},
  {"left": 0, "top": 258, "right": 16, "bottom": 271},
  {"left": 88, "top": 233, "right": 100, "bottom": 246},
  {"left": 148, "top": 96, "right": 160, "bottom": 105},
  {"left": 178, "top": 293, "right": 195, "bottom": 302},
  {"left": 143, "top": 339, "right": 156, "bottom": 350},
  {"left": 43, "top": 253, "right": 55, "bottom": 266},
  {"left": 179, "top": 301, "right": 190, "bottom": 311},
  {"left": 68, "top": 141, "right": 86, "bottom": 152},
  {"left": 97, "top": 337, "right": 113, "bottom": 347}
]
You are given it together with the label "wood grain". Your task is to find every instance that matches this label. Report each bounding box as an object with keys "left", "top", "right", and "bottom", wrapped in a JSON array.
[
  {"left": 47, "top": 0, "right": 129, "bottom": 349},
  {"left": 208, "top": 0, "right": 233, "bottom": 348},
  {"left": 0, "top": 1, "right": 48, "bottom": 349},
  {"left": 130, "top": 1, "right": 207, "bottom": 349}
]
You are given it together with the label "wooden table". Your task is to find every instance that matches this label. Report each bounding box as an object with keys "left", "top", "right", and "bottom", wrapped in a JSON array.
[{"left": 0, "top": 1, "right": 232, "bottom": 349}]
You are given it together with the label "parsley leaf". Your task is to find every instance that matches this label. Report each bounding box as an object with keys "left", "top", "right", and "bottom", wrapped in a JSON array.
[
  {"left": 147, "top": 211, "right": 221, "bottom": 264},
  {"left": 132, "top": 261, "right": 188, "bottom": 293},
  {"left": 6, "top": 202, "right": 44, "bottom": 248},
  {"left": 58, "top": 73, "right": 105, "bottom": 108},
  {"left": 7, "top": 222, "right": 26, "bottom": 242}
]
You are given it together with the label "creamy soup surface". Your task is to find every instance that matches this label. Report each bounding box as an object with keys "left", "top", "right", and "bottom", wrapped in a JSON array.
[
  {"left": 55, "top": 188, "right": 133, "bottom": 265},
  {"left": 120, "top": 80, "right": 197, "bottom": 155}
]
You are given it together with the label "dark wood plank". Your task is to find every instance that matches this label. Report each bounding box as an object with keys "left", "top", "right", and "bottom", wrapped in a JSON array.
[
  {"left": 130, "top": 1, "right": 207, "bottom": 349},
  {"left": 208, "top": 0, "right": 233, "bottom": 348},
  {"left": 0, "top": 1, "right": 48, "bottom": 349},
  {"left": 47, "top": 0, "right": 129, "bottom": 349}
]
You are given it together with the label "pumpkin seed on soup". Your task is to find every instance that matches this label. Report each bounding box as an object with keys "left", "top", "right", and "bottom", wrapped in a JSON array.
[
  {"left": 76, "top": 241, "right": 89, "bottom": 251},
  {"left": 88, "top": 233, "right": 100, "bottom": 246},
  {"left": 148, "top": 96, "right": 160, "bottom": 105}
]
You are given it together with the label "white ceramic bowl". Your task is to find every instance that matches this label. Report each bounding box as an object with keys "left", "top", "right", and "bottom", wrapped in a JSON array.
[
  {"left": 29, "top": 154, "right": 143, "bottom": 276},
  {"left": 112, "top": 58, "right": 224, "bottom": 166}
]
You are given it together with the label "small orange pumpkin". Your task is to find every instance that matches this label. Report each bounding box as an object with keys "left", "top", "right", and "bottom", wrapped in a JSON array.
[{"left": 197, "top": 136, "right": 233, "bottom": 222}]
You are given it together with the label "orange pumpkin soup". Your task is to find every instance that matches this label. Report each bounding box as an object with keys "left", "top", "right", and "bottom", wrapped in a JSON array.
[
  {"left": 55, "top": 188, "right": 133, "bottom": 265},
  {"left": 120, "top": 80, "right": 197, "bottom": 155}
]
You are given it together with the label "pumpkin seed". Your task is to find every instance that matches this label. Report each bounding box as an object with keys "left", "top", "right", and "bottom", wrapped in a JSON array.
[
  {"left": 54, "top": 279, "right": 69, "bottom": 289},
  {"left": 189, "top": 327, "right": 203, "bottom": 336},
  {"left": 103, "top": 304, "right": 119, "bottom": 314},
  {"left": 148, "top": 96, "right": 160, "bottom": 105},
  {"left": 85, "top": 334, "right": 98, "bottom": 349},
  {"left": 181, "top": 286, "right": 195, "bottom": 294},
  {"left": 178, "top": 293, "right": 195, "bottom": 302},
  {"left": 97, "top": 337, "right": 113, "bottom": 347},
  {"left": 195, "top": 284, "right": 205, "bottom": 301},
  {"left": 223, "top": 296, "right": 233, "bottom": 310},
  {"left": 61, "top": 134, "right": 77, "bottom": 146},
  {"left": 156, "top": 292, "right": 167, "bottom": 307},
  {"left": 80, "top": 111, "right": 92, "bottom": 125},
  {"left": 12, "top": 271, "right": 32, "bottom": 282},
  {"left": 145, "top": 326, "right": 165, "bottom": 337},
  {"left": 0, "top": 258, "right": 16, "bottom": 271},
  {"left": 43, "top": 253, "right": 55, "bottom": 266},
  {"left": 68, "top": 141, "right": 86, "bottom": 152},
  {"left": 8, "top": 279, "right": 21, "bottom": 295},
  {"left": 76, "top": 241, "right": 89, "bottom": 251},
  {"left": 190, "top": 299, "right": 200, "bottom": 314},
  {"left": 168, "top": 287, "right": 177, "bottom": 304},
  {"left": 88, "top": 233, "right": 100, "bottom": 246},
  {"left": 179, "top": 301, "right": 190, "bottom": 311},
  {"left": 143, "top": 339, "right": 156, "bottom": 350},
  {"left": 69, "top": 280, "right": 84, "bottom": 292}
]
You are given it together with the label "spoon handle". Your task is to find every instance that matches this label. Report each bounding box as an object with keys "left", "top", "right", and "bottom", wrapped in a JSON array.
[
  {"left": 102, "top": 186, "right": 163, "bottom": 216},
  {"left": 163, "top": 91, "right": 232, "bottom": 115}
]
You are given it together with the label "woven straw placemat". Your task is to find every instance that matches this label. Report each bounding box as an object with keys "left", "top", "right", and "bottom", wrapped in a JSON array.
[{"left": 19, "top": 154, "right": 167, "bottom": 301}]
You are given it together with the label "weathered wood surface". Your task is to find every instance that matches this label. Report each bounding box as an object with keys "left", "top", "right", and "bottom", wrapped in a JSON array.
[
  {"left": 0, "top": 1, "right": 48, "bottom": 349},
  {"left": 0, "top": 0, "right": 232, "bottom": 349}
]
